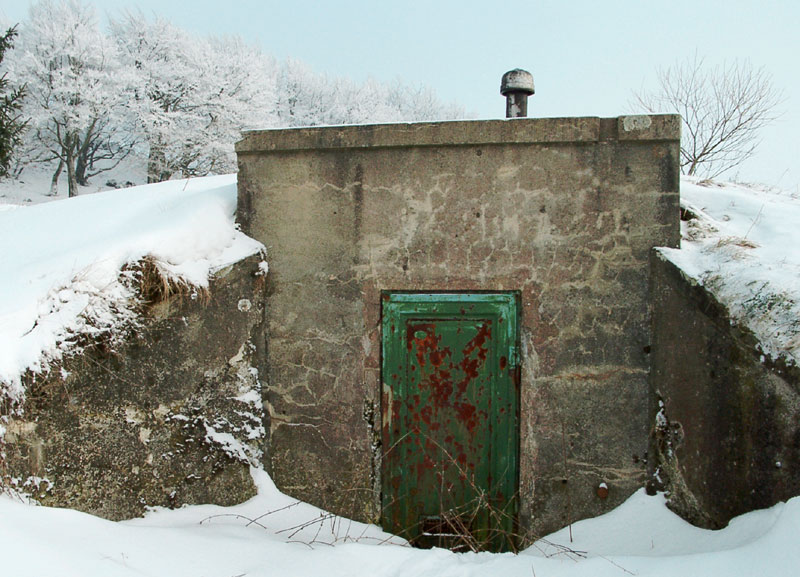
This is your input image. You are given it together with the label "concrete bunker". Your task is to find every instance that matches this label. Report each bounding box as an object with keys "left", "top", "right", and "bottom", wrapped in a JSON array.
[
  {"left": 236, "top": 113, "right": 682, "bottom": 546},
  {"left": 3, "top": 77, "right": 797, "bottom": 545}
]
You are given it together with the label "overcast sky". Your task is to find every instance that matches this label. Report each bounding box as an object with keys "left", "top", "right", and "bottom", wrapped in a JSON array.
[{"left": 2, "top": 0, "right": 798, "bottom": 190}]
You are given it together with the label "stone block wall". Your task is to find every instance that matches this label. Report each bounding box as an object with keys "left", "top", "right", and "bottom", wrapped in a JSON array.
[{"left": 236, "top": 115, "right": 680, "bottom": 538}]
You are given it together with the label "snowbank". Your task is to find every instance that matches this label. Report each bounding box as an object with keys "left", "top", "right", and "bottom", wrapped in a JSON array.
[
  {"left": 0, "top": 175, "right": 264, "bottom": 404},
  {"left": 2, "top": 469, "right": 799, "bottom": 577}
]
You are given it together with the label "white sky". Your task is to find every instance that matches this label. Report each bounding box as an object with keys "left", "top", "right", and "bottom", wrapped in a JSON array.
[{"left": 2, "top": 0, "right": 798, "bottom": 190}]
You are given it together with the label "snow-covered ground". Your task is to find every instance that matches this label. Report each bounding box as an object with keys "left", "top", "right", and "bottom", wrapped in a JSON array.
[
  {"left": 0, "top": 159, "right": 148, "bottom": 205},
  {"left": 2, "top": 467, "right": 799, "bottom": 577},
  {"left": 1, "top": 171, "right": 799, "bottom": 575}
]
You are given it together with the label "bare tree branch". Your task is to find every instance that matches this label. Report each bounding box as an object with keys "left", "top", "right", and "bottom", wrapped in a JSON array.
[{"left": 633, "top": 56, "right": 783, "bottom": 180}]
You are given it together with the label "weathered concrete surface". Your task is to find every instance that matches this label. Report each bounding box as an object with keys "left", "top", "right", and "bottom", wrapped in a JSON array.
[
  {"left": 1, "top": 255, "right": 267, "bottom": 520},
  {"left": 650, "top": 253, "right": 800, "bottom": 528},
  {"left": 237, "top": 116, "right": 680, "bottom": 539}
]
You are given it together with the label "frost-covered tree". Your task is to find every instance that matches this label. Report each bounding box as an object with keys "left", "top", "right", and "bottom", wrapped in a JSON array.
[
  {"left": 111, "top": 14, "right": 195, "bottom": 183},
  {"left": 275, "top": 59, "right": 331, "bottom": 127},
  {"left": 276, "top": 60, "right": 464, "bottom": 128},
  {"left": 6, "top": 4, "right": 463, "bottom": 187},
  {"left": 180, "top": 34, "right": 278, "bottom": 176},
  {"left": 0, "top": 26, "right": 27, "bottom": 178},
  {"left": 14, "top": 0, "right": 133, "bottom": 196},
  {"left": 112, "top": 12, "right": 278, "bottom": 182},
  {"left": 386, "top": 79, "right": 464, "bottom": 122}
]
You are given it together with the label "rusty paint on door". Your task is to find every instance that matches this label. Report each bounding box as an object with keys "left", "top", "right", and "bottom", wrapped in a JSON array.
[{"left": 381, "top": 292, "right": 519, "bottom": 552}]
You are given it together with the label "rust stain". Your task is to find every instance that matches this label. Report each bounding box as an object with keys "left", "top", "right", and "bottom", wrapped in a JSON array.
[
  {"left": 426, "top": 369, "right": 454, "bottom": 408},
  {"left": 416, "top": 453, "right": 436, "bottom": 476},
  {"left": 454, "top": 321, "right": 491, "bottom": 394},
  {"left": 454, "top": 402, "right": 479, "bottom": 433},
  {"left": 391, "top": 315, "right": 505, "bottom": 536},
  {"left": 420, "top": 405, "right": 432, "bottom": 426},
  {"left": 406, "top": 323, "right": 436, "bottom": 360},
  {"left": 462, "top": 322, "right": 491, "bottom": 360},
  {"left": 407, "top": 322, "right": 457, "bottom": 409},
  {"left": 429, "top": 349, "right": 446, "bottom": 367}
]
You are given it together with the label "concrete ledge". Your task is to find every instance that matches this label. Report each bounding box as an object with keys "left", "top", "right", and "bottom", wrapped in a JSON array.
[
  {"left": 236, "top": 115, "right": 681, "bottom": 153},
  {"left": 618, "top": 115, "right": 682, "bottom": 142}
]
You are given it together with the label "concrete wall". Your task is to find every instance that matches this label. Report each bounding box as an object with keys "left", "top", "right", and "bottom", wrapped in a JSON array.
[
  {"left": 650, "top": 252, "right": 800, "bottom": 528},
  {"left": 236, "top": 115, "right": 681, "bottom": 538},
  {"left": 2, "top": 255, "right": 267, "bottom": 520}
]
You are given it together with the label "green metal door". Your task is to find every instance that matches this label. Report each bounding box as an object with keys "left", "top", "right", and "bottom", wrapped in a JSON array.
[{"left": 381, "top": 292, "right": 519, "bottom": 552}]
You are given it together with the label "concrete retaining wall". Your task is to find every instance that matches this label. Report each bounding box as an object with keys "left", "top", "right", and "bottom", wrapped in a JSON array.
[
  {"left": 2, "top": 255, "right": 267, "bottom": 520},
  {"left": 649, "top": 252, "right": 800, "bottom": 528}
]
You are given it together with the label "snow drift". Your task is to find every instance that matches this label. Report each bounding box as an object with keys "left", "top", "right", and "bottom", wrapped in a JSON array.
[{"left": 0, "top": 174, "right": 263, "bottom": 410}]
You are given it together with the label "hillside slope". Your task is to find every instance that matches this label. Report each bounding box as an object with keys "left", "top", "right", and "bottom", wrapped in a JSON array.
[{"left": 662, "top": 177, "right": 799, "bottom": 366}]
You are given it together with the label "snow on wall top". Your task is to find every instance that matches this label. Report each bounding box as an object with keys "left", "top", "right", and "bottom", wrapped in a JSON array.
[
  {"left": 660, "top": 177, "right": 800, "bottom": 365},
  {"left": 0, "top": 175, "right": 264, "bottom": 401}
]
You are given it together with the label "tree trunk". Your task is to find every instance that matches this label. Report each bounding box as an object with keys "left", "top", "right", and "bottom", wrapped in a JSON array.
[
  {"left": 50, "top": 160, "right": 64, "bottom": 196},
  {"left": 66, "top": 143, "right": 78, "bottom": 198},
  {"left": 75, "top": 118, "right": 97, "bottom": 187},
  {"left": 75, "top": 152, "right": 89, "bottom": 186},
  {"left": 147, "top": 142, "right": 171, "bottom": 183}
]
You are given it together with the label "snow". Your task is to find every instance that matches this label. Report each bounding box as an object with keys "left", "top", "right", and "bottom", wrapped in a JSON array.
[
  {"left": 660, "top": 177, "right": 800, "bottom": 365},
  {"left": 2, "top": 471, "right": 799, "bottom": 577},
  {"left": 1, "top": 172, "right": 799, "bottom": 575},
  {"left": 0, "top": 174, "right": 264, "bottom": 401}
]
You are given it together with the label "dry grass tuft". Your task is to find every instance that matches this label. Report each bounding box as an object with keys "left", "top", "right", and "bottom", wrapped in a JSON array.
[
  {"left": 715, "top": 236, "right": 759, "bottom": 249},
  {"left": 123, "top": 256, "right": 208, "bottom": 307}
]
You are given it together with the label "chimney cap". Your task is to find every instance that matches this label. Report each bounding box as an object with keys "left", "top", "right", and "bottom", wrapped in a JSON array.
[{"left": 500, "top": 69, "right": 535, "bottom": 96}]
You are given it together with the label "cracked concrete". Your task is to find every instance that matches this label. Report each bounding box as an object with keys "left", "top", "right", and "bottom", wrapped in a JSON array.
[
  {"left": 237, "top": 115, "right": 680, "bottom": 538},
  {"left": 2, "top": 255, "right": 267, "bottom": 520},
  {"left": 650, "top": 254, "right": 800, "bottom": 528}
]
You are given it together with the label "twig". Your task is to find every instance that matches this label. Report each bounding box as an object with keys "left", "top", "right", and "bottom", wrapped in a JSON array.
[
  {"left": 561, "top": 420, "right": 573, "bottom": 543},
  {"left": 743, "top": 202, "right": 765, "bottom": 239},
  {"left": 199, "top": 513, "right": 269, "bottom": 530}
]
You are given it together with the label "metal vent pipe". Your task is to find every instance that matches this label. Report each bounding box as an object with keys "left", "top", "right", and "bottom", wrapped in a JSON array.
[{"left": 500, "top": 69, "right": 535, "bottom": 118}]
